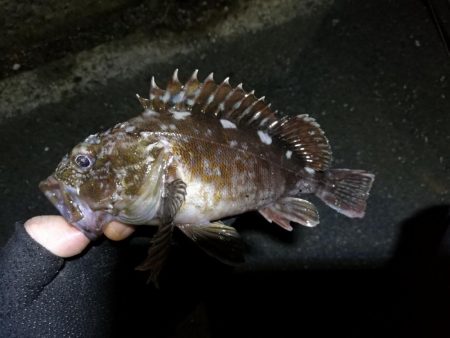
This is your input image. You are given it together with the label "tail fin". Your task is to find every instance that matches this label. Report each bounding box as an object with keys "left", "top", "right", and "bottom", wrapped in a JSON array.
[{"left": 315, "top": 169, "right": 375, "bottom": 218}]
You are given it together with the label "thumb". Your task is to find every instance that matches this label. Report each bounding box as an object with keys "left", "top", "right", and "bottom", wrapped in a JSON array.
[{"left": 25, "top": 216, "right": 90, "bottom": 258}]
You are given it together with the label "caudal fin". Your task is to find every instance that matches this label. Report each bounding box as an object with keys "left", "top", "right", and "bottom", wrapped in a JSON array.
[{"left": 316, "top": 169, "right": 375, "bottom": 218}]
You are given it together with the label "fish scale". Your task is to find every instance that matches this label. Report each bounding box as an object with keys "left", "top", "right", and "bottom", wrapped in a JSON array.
[{"left": 127, "top": 107, "right": 293, "bottom": 222}]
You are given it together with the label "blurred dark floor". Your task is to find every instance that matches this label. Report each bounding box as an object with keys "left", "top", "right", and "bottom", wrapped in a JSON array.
[{"left": 0, "top": 0, "right": 449, "bottom": 337}]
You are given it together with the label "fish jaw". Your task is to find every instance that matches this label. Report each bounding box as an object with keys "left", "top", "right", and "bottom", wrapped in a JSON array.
[{"left": 39, "top": 175, "right": 113, "bottom": 240}]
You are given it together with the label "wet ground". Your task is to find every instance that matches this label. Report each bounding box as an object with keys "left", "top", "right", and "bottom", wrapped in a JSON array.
[{"left": 1, "top": 0, "right": 449, "bottom": 337}]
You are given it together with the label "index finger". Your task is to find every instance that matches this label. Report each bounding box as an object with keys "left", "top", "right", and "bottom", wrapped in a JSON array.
[{"left": 103, "top": 221, "right": 135, "bottom": 241}]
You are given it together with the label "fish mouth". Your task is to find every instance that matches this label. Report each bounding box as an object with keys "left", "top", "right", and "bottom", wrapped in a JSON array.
[{"left": 39, "top": 176, "right": 112, "bottom": 240}]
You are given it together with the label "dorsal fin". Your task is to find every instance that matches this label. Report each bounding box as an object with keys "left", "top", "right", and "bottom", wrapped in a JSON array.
[
  {"left": 269, "top": 115, "right": 332, "bottom": 170},
  {"left": 137, "top": 70, "right": 332, "bottom": 171}
]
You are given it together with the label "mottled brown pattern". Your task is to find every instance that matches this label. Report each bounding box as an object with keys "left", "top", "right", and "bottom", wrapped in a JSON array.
[
  {"left": 129, "top": 110, "right": 296, "bottom": 216},
  {"left": 41, "top": 71, "right": 337, "bottom": 237},
  {"left": 39, "top": 70, "right": 374, "bottom": 264}
]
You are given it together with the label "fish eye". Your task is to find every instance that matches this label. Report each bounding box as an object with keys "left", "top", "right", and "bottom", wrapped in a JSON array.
[{"left": 74, "top": 154, "right": 94, "bottom": 170}]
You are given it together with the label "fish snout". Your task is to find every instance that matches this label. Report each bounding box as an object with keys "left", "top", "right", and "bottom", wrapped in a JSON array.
[{"left": 39, "top": 175, "right": 109, "bottom": 240}]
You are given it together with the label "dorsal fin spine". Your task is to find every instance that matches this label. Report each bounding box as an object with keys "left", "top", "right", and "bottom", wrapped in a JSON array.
[
  {"left": 136, "top": 93, "right": 152, "bottom": 109},
  {"left": 236, "top": 96, "right": 264, "bottom": 124},
  {"left": 223, "top": 90, "right": 246, "bottom": 118},
  {"left": 206, "top": 94, "right": 215, "bottom": 105},
  {"left": 247, "top": 110, "right": 262, "bottom": 125},
  {"left": 172, "top": 69, "right": 180, "bottom": 83},
  {"left": 202, "top": 78, "right": 233, "bottom": 115},
  {"left": 268, "top": 120, "right": 280, "bottom": 130},
  {"left": 161, "top": 91, "right": 171, "bottom": 103},
  {"left": 228, "top": 91, "right": 255, "bottom": 120},
  {"left": 259, "top": 116, "right": 270, "bottom": 128},
  {"left": 216, "top": 84, "right": 240, "bottom": 116},
  {"left": 149, "top": 76, "right": 159, "bottom": 100},
  {"left": 142, "top": 71, "right": 332, "bottom": 170},
  {"left": 252, "top": 104, "right": 272, "bottom": 127}
]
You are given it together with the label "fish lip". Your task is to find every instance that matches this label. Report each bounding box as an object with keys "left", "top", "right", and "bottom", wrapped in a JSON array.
[{"left": 39, "top": 176, "right": 108, "bottom": 240}]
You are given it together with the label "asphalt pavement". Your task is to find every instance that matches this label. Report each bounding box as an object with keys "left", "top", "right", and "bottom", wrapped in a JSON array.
[{"left": 0, "top": 0, "right": 449, "bottom": 337}]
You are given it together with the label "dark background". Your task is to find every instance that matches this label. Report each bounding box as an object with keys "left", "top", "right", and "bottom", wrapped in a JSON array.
[{"left": 0, "top": 0, "right": 449, "bottom": 337}]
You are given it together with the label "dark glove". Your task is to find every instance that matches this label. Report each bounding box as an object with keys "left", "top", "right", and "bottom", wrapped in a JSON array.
[{"left": 0, "top": 223, "right": 119, "bottom": 337}]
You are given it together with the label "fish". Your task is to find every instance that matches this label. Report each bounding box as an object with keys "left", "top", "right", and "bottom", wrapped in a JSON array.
[{"left": 39, "top": 69, "right": 375, "bottom": 282}]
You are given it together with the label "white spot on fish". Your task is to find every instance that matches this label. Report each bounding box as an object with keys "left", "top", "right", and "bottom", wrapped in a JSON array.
[
  {"left": 169, "top": 124, "right": 177, "bottom": 130},
  {"left": 161, "top": 91, "right": 171, "bottom": 103},
  {"left": 257, "top": 130, "right": 272, "bottom": 145},
  {"left": 220, "top": 119, "right": 237, "bottom": 129},
  {"left": 203, "top": 163, "right": 220, "bottom": 177},
  {"left": 172, "top": 110, "right": 191, "bottom": 120},
  {"left": 285, "top": 150, "right": 292, "bottom": 159},
  {"left": 143, "top": 109, "right": 159, "bottom": 117},
  {"left": 125, "top": 125, "right": 136, "bottom": 133},
  {"left": 229, "top": 140, "right": 238, "bottom": 147},
  {"left": 140, "top": 131, "right": 152, "bottom": 138},
  {"left": 160, "top": 124, "right": 168, "bottom": 131},
  {"left": 207, "top": 94, "right": 215, "bottom": 104},
  {"left": 158, "top": 138, "right": 171, "bottom": 151},
  {"left": 145, "top": 141, "right": 162, "bottom": 159},
  {"left": 84, "top": 134, "right": 100, "bottom": 144},
  {"left": 172, "top": 91, "right": 185, "bottom": 103},
  {"left": 305, "top": 167, "right": 315, "bottom": 174},
  {"left": 206, "top": 129, "right": 212, "bottom": 136}
]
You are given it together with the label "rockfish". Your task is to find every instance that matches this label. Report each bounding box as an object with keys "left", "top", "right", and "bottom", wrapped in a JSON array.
[{"left": 40, "top": 70, "right": 375, "bottom": 282}]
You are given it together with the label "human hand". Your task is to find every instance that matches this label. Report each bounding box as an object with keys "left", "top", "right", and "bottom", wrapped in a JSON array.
[
  {"left": 24, "top": 215, "right": 135, "bottom": 257},
  {"left": 0, "top": 215, "right": 135, "bottom": 336}
]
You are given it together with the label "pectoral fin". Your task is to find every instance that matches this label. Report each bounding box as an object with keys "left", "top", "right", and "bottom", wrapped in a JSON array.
[
  {"left": 136, "top": 179, "right": 187, "bottom": 286},
  {"left": 135, "top": 221, "right": 173, "bottom": 286},
  {"left": 259, "top": 197, "right": 320, "bottom": 230},
  {"left": 161, "top": 179, "right": 187, "bottom": 223},
  {"left": 177, "top": 222, "right": 245, "bottom": 265}
]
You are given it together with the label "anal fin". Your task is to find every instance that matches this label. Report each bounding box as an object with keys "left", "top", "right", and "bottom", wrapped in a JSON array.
[
  {"left": 259, "top": 197, "right": 320, "bottom": 230},
  {"left": 177, "top": 222, "right": 244, "bottom": 265}
]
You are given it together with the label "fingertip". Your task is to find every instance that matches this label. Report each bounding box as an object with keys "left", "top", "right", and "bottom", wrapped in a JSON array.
[
  {"left": 104, "top": 221, "right": 135, "bottom": 241},
  {"left": 25, "top": 215, "right": 90, "bottom": 258}
]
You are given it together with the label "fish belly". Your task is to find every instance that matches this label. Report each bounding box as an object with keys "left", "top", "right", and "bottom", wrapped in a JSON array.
[{"left": 172, "top": 144, "right": 289, "bottom": 225}]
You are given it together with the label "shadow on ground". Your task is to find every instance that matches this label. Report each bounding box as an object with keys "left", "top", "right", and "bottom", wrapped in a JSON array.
[{"left": 110, "top": 205, "right": 450, "bottom": 337}]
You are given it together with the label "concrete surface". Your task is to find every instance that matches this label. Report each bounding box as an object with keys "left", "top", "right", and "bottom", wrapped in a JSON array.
[
  {"left": 0, "top": 0, "right": 233, "bottom": 79},
  {"left": 1, "top": 0, "right": 449, "bottom": 336}
]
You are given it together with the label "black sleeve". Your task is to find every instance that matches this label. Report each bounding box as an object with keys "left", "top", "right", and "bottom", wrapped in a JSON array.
[{"left": 0, "top": 223, "right": 119, "bottom": 338}]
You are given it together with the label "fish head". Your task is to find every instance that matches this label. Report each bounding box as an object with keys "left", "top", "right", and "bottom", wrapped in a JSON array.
[{"left": 39, "top": 130, "right": 165, "bottom": 240}]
